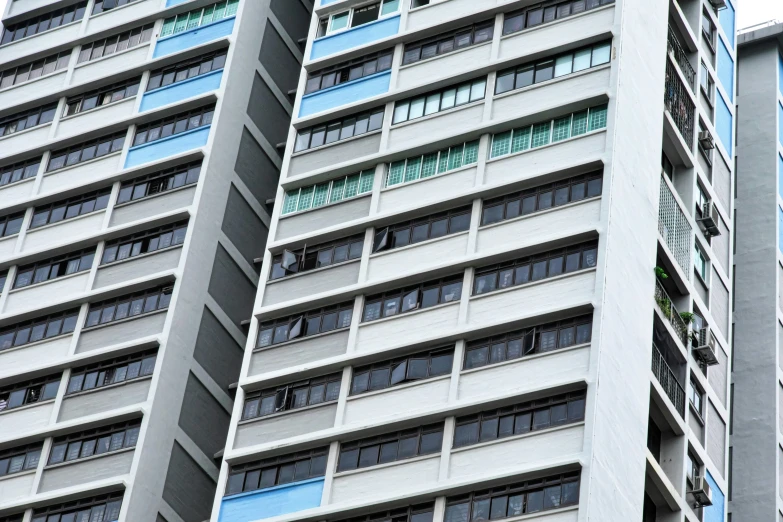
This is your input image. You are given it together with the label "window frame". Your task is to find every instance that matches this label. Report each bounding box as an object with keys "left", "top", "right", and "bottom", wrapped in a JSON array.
[
  {"left": 317, "top": 0, "right": 401, "bottom": 38},
  {"left": 77, "top": 24, "right": 154, "bottom": 63},
  {"left": 46, "top": 131, "right": 127, "bottom": 172},
  {"left": 0, "top": 211, "right": 26, "bottom": 238},
  {"left": 256, "top": 302, "right": 354, "bottom": 349},
  {"left": 64, "top": 77, "right": 141, "bottom": 117},
  {"left": 0, "top": 157, "right": 41, "bottom": 187},
  {"left": 688, "top": 378, "right": 704, "bottom": 418},
  {"left": 0, "top": 51, "right": 71, "bottom": 90},
  {"left": 0, "top": 442, "right": 43, "bottom": 478},
  {"left": 384, "top": 140, "right": 480, "bottom": 188},
  {"left": 0, "top": 103, "right": 58, "bottom": 137},
  {"left": 241, "top": 373, "right": 342, "bottom": 420},
  {"left": 132, "top": 105, "right": 215, "bottom": 147},
  {"left": 0, "top": 374, "right": 61, "bottom": 413},
  {"left": 282, "top": 169, "right": 375, "bottom": 215},
  {"left": 225, "top": 447, "right": 329, "bottom": 496},
  {"left": 402, "top": 19, "right": 494, "bottom": 66},
  {"left": 31, "top": 493, "right": 124, "bottom": 522},
  {"left": 101, "top": 220, "right": 189, "bottom": 265},
  {"left": 0, "top": 309, "right": 80, "bottom": 353},
  {"left": 372, "top": 205, "right": 472, "bottom": 253},
  {"left": 83, "top": 285, "right": 174, "bottom": 329},
  {"left": 47, "top": 419, "right": 142, "bottom": 466},
  {"left": 502, "top": 0, "right": 615, "bottom": 36},
  {"left": 305, "top": 50, "right": 394, "bottom": 95},
  {"left": 294, "top": 107, "right": 385, "bottom": 153},
  {"left": 13, "top": 248, "right": 96, "bottom": 290},
  {"left": 116, "top": 161, "right": 202, "bottom": 205},
  {"left": 30, "top": 188, "right": 112, "bottom": 229},
  {"left": 392, "top": 77, "right": 487, "bottom": 125},
  {"left": 362, "top": 274, "right": 464, "bottom": 323},
  {"left": 349, "top": 347, "right": 455, "bottom": 396},
  {"left": 269, "top": 235, "right": 364, "bottom": 281},
  {"left": 337, "top": 422, "right": 444, "bottom": 472},
  {"left": 146, "top": 49, "right": 228, "bottom": 92},
  {"left": 0, "top": 2, "right": 88, "bottom": 45},
  {"left": 159, "top": 0, "right": 240, "bottom": 38},
  {"left": 66, "top": 349, "right": 157, "bottom": 395},
  {"left": 333, "top": 504, "right": 435, "bottom": 522}
]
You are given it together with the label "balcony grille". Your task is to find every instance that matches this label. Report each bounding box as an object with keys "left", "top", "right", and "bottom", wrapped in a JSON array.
[
  {"left": 654, "top": 278, "right": 689, "bottom": 346},
  {"left": 667, "top": 26, "right": 695, "bottom": 90},
  {"left": 664, "top": 58, "right": 695, "bottom": 149},
  {"left": 658, "top": 176, "right": 692, "bottom": 274},
  {"left": 652, "top": 343, "right": 685, "bottom": 417}
]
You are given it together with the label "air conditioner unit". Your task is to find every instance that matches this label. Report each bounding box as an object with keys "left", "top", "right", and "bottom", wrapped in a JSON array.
[
  {"left": 688, "top": 475, "right": 713, "bottom": 507},
  {"left": 693, "top": 327, "right": 719, "bottom": 366},
  {"left": 708, "top": 0, "right": 727, "bottom": 9},
  {"left": 698, "top": 131, "right": 715, "bottom": 150},
  {"left": 696, "top": 200, "right": 721, "bottom": 237}
]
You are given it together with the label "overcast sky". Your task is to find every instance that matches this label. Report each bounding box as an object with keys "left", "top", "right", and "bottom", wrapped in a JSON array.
[{"left": 738, "top": 0, "right": 783, "bottom": 30}]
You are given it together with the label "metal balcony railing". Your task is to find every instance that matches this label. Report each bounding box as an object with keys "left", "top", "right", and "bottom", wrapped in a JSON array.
[
  {"left": 664, "top": 58, "right": 695, "bottom": 149},
  {"left": 658, "top": 176, "right": 692, "bottom": 274},
  {"left": 667, "top": 26, "right": 695, "bottom": 89},
  {"left": 654, "top": 278, "right": 688, "bottom": 346},
  {"left": 652, "top": 344, "right": 686, "bottom": 417}
]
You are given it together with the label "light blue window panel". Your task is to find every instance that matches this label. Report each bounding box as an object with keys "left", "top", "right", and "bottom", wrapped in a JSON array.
[
  {"left": 715, "top": 91, "right": 733, "bottom": 156},
  {"left": 779, "top": 154, "right": 783, "bottom": 201},
  {"left": 717, "top": 39, "right": 734, "bottom": 102},
  {"left": 166, "top": 0, "right": 191, "bottom": 6},
  {"left": 719, "top": 0, "right": 735, "bottom": 49},
  {"left": 125, "top": 126, "right": 211, "bottom": 168},
  {"left": 141, "top": 70, "right": 224, "bottom": 112},
  {"left": 779, "top": 102, "right": 783, "bottom": 149},
  {"left": 310, "top": 15, "right": 400, "bottom": 60},
  {"left": 299, "top": 71, "right": 391, "bottom": 117},
  {"left": 219, "top": 478, "right": 324, "bottom": 522},
  {"left": 154, "top": 17, "right": 235, "bottom": 58},
  {"left": 320, "top": 0, "right": 342, "bottom": 4},
  {"left": 703, "top": 472, "right": 725, "bottom": 522}
]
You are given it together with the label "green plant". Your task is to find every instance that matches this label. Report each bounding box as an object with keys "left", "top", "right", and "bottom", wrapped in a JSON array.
[
  {"left": 655, "top": 296, "right": 672, "bottom": 318},
  {"left": 679, "top": 312, "right": 695, "bottom": 324},
  {"left": 654, "top": 266, "right": 669, "bottom": 279}
]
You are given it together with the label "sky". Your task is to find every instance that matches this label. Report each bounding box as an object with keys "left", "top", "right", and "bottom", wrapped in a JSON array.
[{"left": 737, "top": 0, "right": 783, "bottom": 30}]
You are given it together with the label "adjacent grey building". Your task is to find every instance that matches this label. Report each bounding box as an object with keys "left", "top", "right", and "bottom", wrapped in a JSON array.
[{"left": 0, "top": 0, "right": 308, "bottom": 520}]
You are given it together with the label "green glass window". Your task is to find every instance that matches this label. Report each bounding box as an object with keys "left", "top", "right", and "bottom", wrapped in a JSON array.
[
  {"left": 387, "top": 162, "right": 405, "bottom": 186},
  {"left": 588, "top": 104, "right": 608, "bottom": 131},
  {"left": 384, "top": 140, "right": 479, "bottom": 188},
  {"left": 531, "top": 122, "right": 551, "bottom": 148},
  {"left": 572, "top": 110, "right": 589, "bottom": 136},
  {"left": 281, "top": 169, "right": 373, "bottom": 215},
  {"left": 404, "top": 156, "right": 422, "bottom": 182},
  {"left": 421, "top": 153, "right": 439, "bottom": 178},
  {"left": 358, "top": 170, "right": 375, "bottom": 193},
  {"left": 552, "top": 116, "right": 572, "bottom": 142},
  {"left": 312, "top": 183, "right": 330, "bottom": 208},
  {"left": 161, "top": 0, "right": 238, "bottom": 38},
  {"left": 491, "top": 131, "right": 512, "bottom": 158},
  {"left": 511, "top": 126, "right": 531, "bottom": 153}
]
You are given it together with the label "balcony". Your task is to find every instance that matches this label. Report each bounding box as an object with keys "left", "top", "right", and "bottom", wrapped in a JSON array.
[
  {"left": 654, "top": 278, "right": 688, "bottom": 346},
  {"left": 652, "top": 343, "right": 685, "bottom": 417},
  {"left": 658, "top": 176, "right": 692, "bottom": 274},
  {"left": 667, "top": 26, "right": 695, "bottom": 90},
  {"left": 664, "top": 59, "right": 695, "bottom": 149}
]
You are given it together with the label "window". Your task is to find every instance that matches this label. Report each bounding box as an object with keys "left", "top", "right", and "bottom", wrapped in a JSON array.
[
  {"left": 473, "top": 241, "right": 598, "bottom": 296},
  {"left": 84, "top": 285, "right": 173, "bottom": 328},
  {"left": 256, "top": 302, "right": 353, "bottom": 348},
  {"left": 117, "top": 161, "right": 201, "bottom": 204},
  {"left": 0, "top": 374, "right": 60, "bottom": 413},
  {"left": 335, "top": 504, "right": 435, "bottom": 522},
  {"left": 146, "top": 50, "right": 228, "bottom": 91},
  {"left": 504, "top": 0, "right": 613, "bottom": 35},
  {"left": 393, "top": 78, "right": 486, "bottom": 124},
  {"left": 0, "top": 51, "right": 71, "bottom": 90},
  {"left": 14, "top": 249, "right": 95, "bottom": 289},
  {"left": 350, "top": 348, "right": 454, "bottom": 395},
  {"left": 694, "top": 245, "right": 709, "bottom": 283},
  {"left": 464, "top": 315, "right": 593, "bottom": 370},
  {"left": 337, "top": 423, "right": 443, "bottom": 472},
  {"left": 481, "top": 172, "right": 603, "bottom": 226},
  {"left": 160, "top": 0, "right": 240, "bottom": 38},
  {"left": 30, "top": 188, "right": 112, "bottom": 229},
  {"left": 47, "top": 131, "right": 127, "bottom": 172},
  {"left": 270, "top": 235, "right": 364, "bottom": 280},
  {"left": 402, "top": 20, "right": 494, "bottom": 65},
  {"left": 444, "top": 473, "right": 580, "bottom": 522},
  {"left": 385, "top": 140, "right": 480, "bottom": 187},
  {"left": 0, "top": 103, "right": 57, "bottom": 137},
  {"left": 702, "top": 10, "right": 716, "bottom": 48},
  {"left": 77, "top": 24, "right": 154, "bottom": 63},
  {"left": 64, "top": 78, "right": 141, "bottom": 117},
  {"left": 0, "top": 157, "right": 40, "bottom": 187},
  {"left": 225, "top": 448, "right": 328, "bottom": 496},
  {"left": 317, "top": 1, "right": 400, "bottom": 37},
  {"left": 0, "top": 271, "right": 6, "bottom": 292},
  {"left": 48, "top": 420, "right": 141, "bottom": 465},
  {"left": 67, "top": 350, "right": 157, "bottom": 395},
  {"left": 242, "top": 373, "right": 341, "bottom": 420},
  {"left": 696, "top": 183, "right": 709, "bottom": 219},
  {"left": 31, "top": 493, "right": 124, "bottom": 522},
  {"left": 363, "top": 275, "right": 463, "bottom": 322},
  {"left": 282, "top": 170, "right": 375, "bottom": 215},
  {"left": 92, "top": 0, "right": 144, "bottom": 14},
  {"left": 688, "top": 379, "right": 704, "bottom": 417},
  {"left": 1, "top": 2, "right": 87, "bottom": 45},
  {"left": 489, "top": 105, "right": 609, "bottom": 159},
  {"left": 0, "top": 211, "right": 25, "bottom": 237},
  {"left": 132, "top": 105, "right": 214, "bottom": 146},
  {"left": 700, "top": 62, "right": 714, "bottom": 103},
  {"left": 495, "top": 41, "right": 611, "bottom": 96},
  {"left": 410, "top": 0, "right": 431, "bottom": 7},
  {"left": 0, "top": 310, "right": 79, "bottom": 352},
  {"left": 305, "top": 51, "right": 393, "bottom": 94},
  {"left": 686, "top": 451, "right": 700, "bottom": 490},
  {"left": 453, "top": 391, "right": 586, "bottom": 448},
  {"left": 373, "top": 206, "right": 472, "bottom": 253},
  {"left": 0, "top": 443, "right": 42, "bottom": 477},
  {"left": 294, "top": 107, "right": 384, "bottom": 152},
  {"left": 0, "top": 516, "right": 22, "bottom": 522},
  {"left": 102, "top": 221, "right": 188, "bottom": 264}
]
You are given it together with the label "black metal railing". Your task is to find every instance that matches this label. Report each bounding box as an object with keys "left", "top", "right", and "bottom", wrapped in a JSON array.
[
  {"left": 667, "top": 26, "right": 695, "bottom": 89},
  {"left": 652, "top": 344, "right": 685, "bottom": 417},
  {"left": 664, "top": 58, "right": 695, "bottom": 149},
  {"left": 654, "top": 278, "right": 688, "bottom": 345}
]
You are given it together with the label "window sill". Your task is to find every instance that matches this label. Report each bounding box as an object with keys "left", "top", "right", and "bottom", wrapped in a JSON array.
[
  {"left": 469, "top": 267, "right": 597, "bottom": 303},
  {"left": 391, "top": 97, "right": 484, "bottom": 130},
  {"left": 27, "top": 208, "right": 107, "bottom": 234},
  {"left": 0, "top": 398, "right": 55, "bottom": 417},
  {"left": 0, "top": 121, "right": 53, "bottom": 143},
  {"left": 0, "top": 68, "right": 67, "bottom": 95},
  {"left": 99, "top": 243, "right": 183, "bottom": 269},
  {"left": 486, "top": 128, "right": 607, "bottom": 165},
  {"left": 290, "top": 129, "right": 382, "bottom": 159},
  {"left": 398, "top": 40, "right": 492, "bottom": 71},
  {"left": 359, "top": 299, "right": 459, "bottom": 327},
  {"left": 266, "top": 258, "right": 360, "bottom": 285},
  {"left": 279, "top": 192, "right": 371, "bottom": 220},
  {"left": 478, "top": 196, "right": 601, "bottom": 233},
  {"left": 59, "top": 95, "right": 138, "bottom": 123},
  {"left": 253, "top": 326, "right": 350, "bottom": 354},
  {"left": 9, "top": 268, "right": 90, "bottom": 295},
  {"left": 0, "top": 232, "right": 20, "bottom": 243},
  {"left": 81, "top": 307, "right": 168, "bottom": 334},
  {"left": 64, "top": 374, "right": 153, "bottom": 399},
  {"left": 347, "top": 373, "right": 450, "bottom": 402},
  {"left": 74, "top": 41, "right": 152, "bottom": 70},
  {"left": 381, "top": 161, "right": 476, "bottom": 193},
  {"left": 492, "top": 63, "right": 611, "bottom": 103},
  {"left": 0, "top": 176, "right": 35, "bottom": 191},
  {"left": 237, "top": 399, "right": 337, "bottom": 426},
  {"left": 44, "top": 150, "right": 123, "bottom": 177},
  {"left": 460, "top": 342, "right": 590, "bottom": 376},
  {"left": 370, "top": 230, "right": 468, "bottom": 259},
  {"left": 0, "top": 468, "right": 35, "bottom": 482},
  {"left": 0, "top": 331, "right": 74, "bottom": 356},
  {"left": 500, "top": 2, "right": 614, "bottom": 42},
  {"left": 333, "top": 451, "right": 439, "bottom": 478},
  {"left": 450, "top": 420, "right": 586, "bottom": 454},
  {"left": 113, "top": 182, "right": 197, "bottom": 209},
  {"left": 44, "top": 445, "right": 135, "bottom": 470},
  {"left": 0, "top": 19, "right": 83, "bottom": 50}
]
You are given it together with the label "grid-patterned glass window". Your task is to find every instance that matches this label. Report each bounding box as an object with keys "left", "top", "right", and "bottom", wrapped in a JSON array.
[
  {"left": 0, "top": 310, "right": 79, "bottom": 352},
  {"left": 132, "top": 105, "right": 214, "bottom": 146},
  {"left": 305, "top": 50, "right": 393, "bottom": 94},
  {"left": 30, "top": 188, "right": 112, "bottom": 229},
  {"left": 403, "top": 20, "right": 493, "bottom": 65},
  {"left": 1, "top": 2, "right": 87, "bottom": 44},
  {"left": 453, "top": 390, "right": 586, "bottom": 447},
  {"left": 31, "top": 493, "right": 124, "bottom": 522},
  {"left": 160, "top": 0, "right": 240, "bottom": 37},
  {"left": 385, "top": 140, "right": 479, "bottom": 187},
  {"left": 146, "top": 50, "right": 228, "bottom": 91},
  {"left": 481, "top": 172, "right": 603, "bottom": 226},
  {"left": 373, "top": 206, "right": 472, "bottom": 253},
  {"left": 363, "top": 275, "right": 463, "bottom": 322},
  {"left": 295, "top": 108, "right": 384, "bottom": 152},
  {"left": 503, "top": 0, "right": 615, "bottom": 35},
  {"left": 0, "top": 51, "right": 71, "bottom": 89},
  {"left": 117, "top": 162, "right": 202, "bottom": 204},
  {"left": 84, "top": 286, "right": 173, "bottom": 328},
  {"left": 225, "top": 448, "right": 328, "bottom": 496},
  {"left": 0, "top": 103, "right": 57, "bottom": 137},
  {"left": 47, "top": 131, "right": 127, "bottom": 172},
  {"left": 282, "top": 169, "right": 375, "bottom": 215},
  {"left": 270, "top": 235, "right": 364, "bottom": 280},
  {"left": 350, "top": 348, "right": 454, "bottom": 395},
  {"left": 0, "top": 374, "right": 61, "bottom": 413},
  {"left": 48, "top": 419, "right": 141, "bottom": 465},
  {"left": 64, "top": 78, "right": 141, "bottom": 116},
  {"left": 393, "top": 78, "right": 486, "bottom": 124},
  {"left": 77, "top": 24, "right": 154, "bottom": 63},
  {"left": 0, "top": 211, "right": 25, "bottom": 237},
  {"left": 92, "top": 0, "right": 144, "bottom": 14},
  {"left": 338, "top": 423, "right": 443, "bottom": 472},
  {"left": 256, "top": 302, "right": 354, "bottom": 348},
  {"left": 0, "top": 157, "right": 41, "bottom": 187},
  {"left": 489, "top": 105, "right": 608, "bottom": 159},
  {"left": 67, "top": 350, "right": 157, "bottom": 394},
  {"left": 0, "top": 443, "right": 42, "bottom": 478},
  {"left": 14, "top": 249, "right": 95, "bottom": 289},
  {"left": 334, "top": 504, "right": 435, "bottom": 522},
  {"left": 101, "top": 221, "right": 188, "bottom": 264},
  {"left": 464, "top": 315, "right": 593, "bottom": 370},
  {"left": 242, "top": 373, "right": 342, "bottom": 420}
]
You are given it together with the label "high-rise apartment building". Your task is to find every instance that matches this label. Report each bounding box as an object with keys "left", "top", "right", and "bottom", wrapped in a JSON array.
[
  {"left": 214, "top": 0, "right": 735, "bottom": 522},
  {"left": 0, "top": 0, "right": 309, "bottom": 520}
]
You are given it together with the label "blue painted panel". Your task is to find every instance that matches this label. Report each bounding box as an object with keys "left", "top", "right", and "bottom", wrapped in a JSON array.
[
  {"left": 140, "top": 70, "right": 223, "bottom": 112},
  {"left": 320, "top": 0, "right": 342, "bottom": 4},
  {"left": 310, "top": 15, "right": 400, "bottom": 60},
  {"left": 779, "top": 154, "right": 783, "bottom": 201},
  {"left": 717, "top": 39, "right": 734, "bottom": 102},
  {"left": 125, "top": 126, "right": 211, "bottom": 168},
  {"left": 719, "top": 0, "right": 735, "bottom": 49},
  {"left": 219, "top": 478, "right": 324, "bottom": 522},
  {"left": 703, "top": 472, "right": 725, "bottom": 522},
  {"left": 166, "top": 0, "right": 191, "bottom": 5},
  {"left": 715, "top": 92, "right": 732, "bottom": 157},
  {"left": 299, "top": 71, "right": 391, "bottom": 117},
  {"left": 154, "top": 17, "right": 235, "bottom": 58}
]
